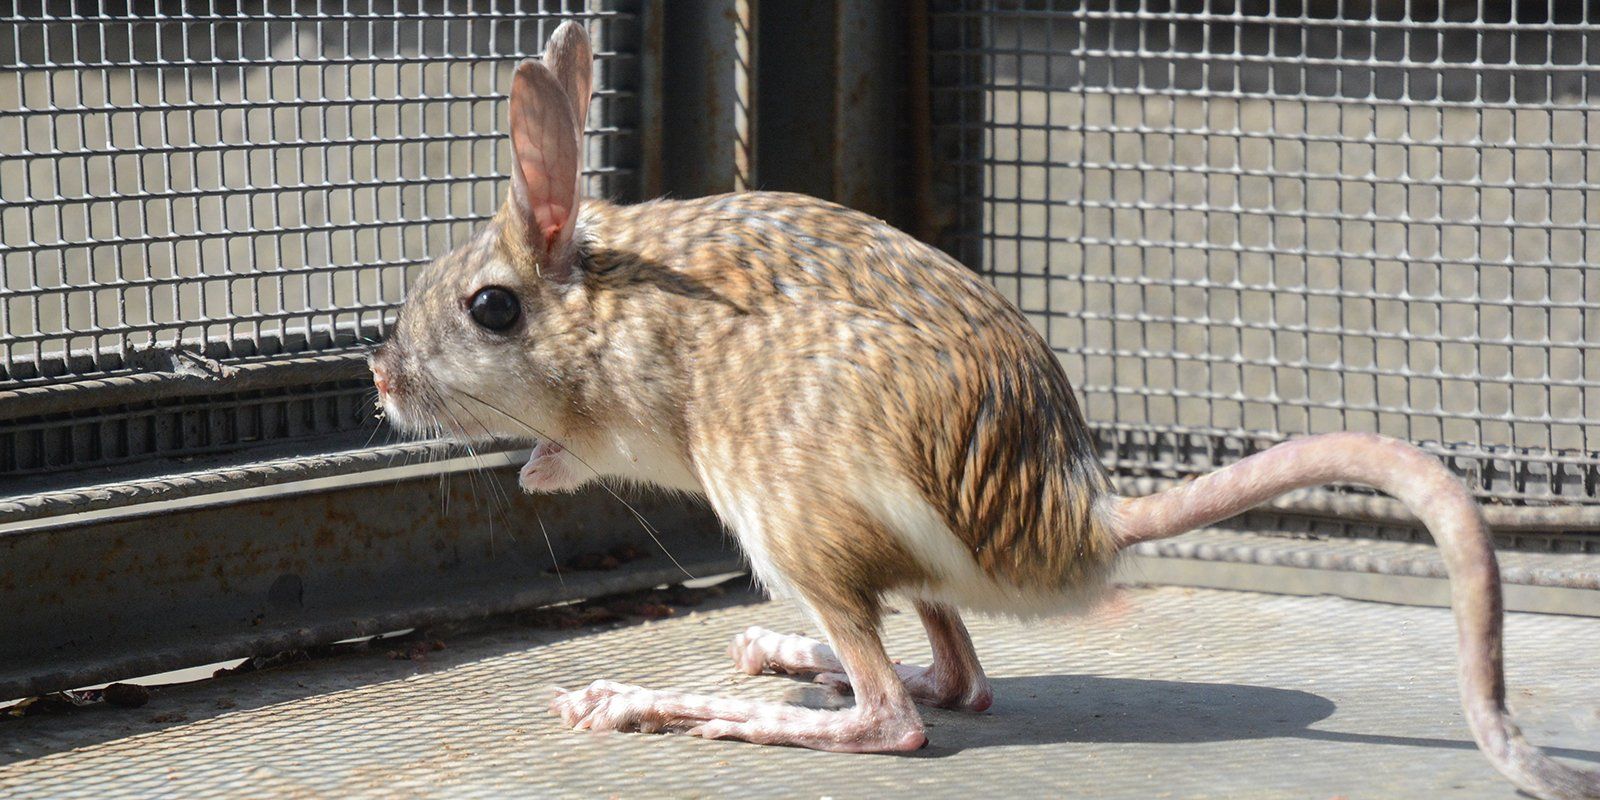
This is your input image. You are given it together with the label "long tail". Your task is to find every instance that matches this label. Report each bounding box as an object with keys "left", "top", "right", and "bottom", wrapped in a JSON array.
[{"left": 1110, "top": 432, "right": 1599, "bottom": 800}]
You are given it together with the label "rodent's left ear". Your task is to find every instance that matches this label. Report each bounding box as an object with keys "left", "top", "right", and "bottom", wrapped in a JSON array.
[{"left": 508, "top": 58, "right": 581, "bottom": 280}]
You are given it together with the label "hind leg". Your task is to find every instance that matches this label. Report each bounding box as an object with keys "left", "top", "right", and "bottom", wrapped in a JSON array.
[
  {"left": 552, "top": 590, "right": 924, "bottom": 751},
  {"left": 550, "top": 496, "right": 928, "bottom": 752},
  {"left": 730, "top": 600, "right": 993, "bottom": 712}
]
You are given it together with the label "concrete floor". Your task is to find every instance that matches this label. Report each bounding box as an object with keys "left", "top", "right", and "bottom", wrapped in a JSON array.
[{"left": 2, "top": 582, "right": 1598, "bottom": 799}]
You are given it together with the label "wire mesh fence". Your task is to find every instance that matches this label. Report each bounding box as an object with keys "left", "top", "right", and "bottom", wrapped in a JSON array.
[
  {"left": 0, "top": 0, "right": 641, "bottom": 389},
  {"left": 7, "top": 0, "right": 1598, "bottom": 515},
  {"left": 931, "top": 1, "right": 1600, "bottom": 507}
]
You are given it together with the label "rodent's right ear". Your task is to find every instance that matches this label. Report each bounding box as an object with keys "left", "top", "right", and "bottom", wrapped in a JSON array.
[
  {"left": 542, "top": 21, "right": 593, "bottom": 141},
  {"left": 508, "top": 58, "right": 581, "bottom": 280}
]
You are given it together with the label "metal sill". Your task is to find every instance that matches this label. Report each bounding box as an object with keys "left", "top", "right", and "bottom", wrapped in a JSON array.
[
  {"left": 0, "top": 460, "right": 733, "bottom": 702},
  {"left": 0, "top": 436, "right": 516, "bottom": 531},
  {"left": 1123, "top": 523, "right": 1600, "bottom": 618}
]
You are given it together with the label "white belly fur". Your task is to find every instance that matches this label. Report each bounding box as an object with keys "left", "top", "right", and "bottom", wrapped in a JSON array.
[
  {"left": 667, "top": 446, "right": 1109, "bottom": 619},
  {"left": 851, "top": 472, "right": 1112, "bottom": 618}
]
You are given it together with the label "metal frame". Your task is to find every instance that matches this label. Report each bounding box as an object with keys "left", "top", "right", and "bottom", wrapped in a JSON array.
[{"left": 4, "top": 0, "right": 1599, "bottom": 702}]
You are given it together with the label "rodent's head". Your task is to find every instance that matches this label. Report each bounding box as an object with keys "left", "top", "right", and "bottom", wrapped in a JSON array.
[{"left": 370, "top": 21, "right": 594, "bottom": 444}]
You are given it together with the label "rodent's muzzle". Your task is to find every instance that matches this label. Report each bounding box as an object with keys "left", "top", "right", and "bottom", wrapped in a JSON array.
[
  {"left": 369, "top": 344, "right": 396, "bottom": 402},
  {"left": 368, "top": 343, "right": 417, "bottom": 430}
]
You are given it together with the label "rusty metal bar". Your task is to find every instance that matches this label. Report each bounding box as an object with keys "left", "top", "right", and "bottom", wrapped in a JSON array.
[
  {"left": 0, "top": 353, "right": 370, "bottom": 423},
  {"left": 1126, "top": 527, "right": 1600, "bottom": 593},
  {"left": 0, "top": 440, "right": 484, "bottom": 529},
  {"left": 659, "top": 0, "right": 756, "bottom": 196},
  {"left": 753, "top": 0, "right": 916, "bottom": 232},
  {"left": 0, "top": 466, "right": 732, "bottom": 701},
  {"left": 638, "top": 0, "right": 667, "bottom": 199}
]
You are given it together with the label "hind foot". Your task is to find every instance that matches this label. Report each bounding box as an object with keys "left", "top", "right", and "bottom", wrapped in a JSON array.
[{"left": 728, "top": 626, "right": 993, "bottom": 712}]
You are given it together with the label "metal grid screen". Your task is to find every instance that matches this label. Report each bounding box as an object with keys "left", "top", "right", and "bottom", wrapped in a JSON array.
[
  {"left": 0, "top": 0, "right": 640, "bottom": 388},
  {"left": 931, "top": 1, "right": 1600, "bottom": 506}
]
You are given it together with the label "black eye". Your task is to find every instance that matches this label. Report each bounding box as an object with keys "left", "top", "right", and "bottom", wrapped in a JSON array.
[{"left": 469, "top": 286, "right": 520, "bottom": 332}]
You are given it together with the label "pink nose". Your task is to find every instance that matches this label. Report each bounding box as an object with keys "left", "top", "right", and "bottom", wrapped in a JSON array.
[{"left": 372, "top": 362, "right": 392, "bottom": 398}]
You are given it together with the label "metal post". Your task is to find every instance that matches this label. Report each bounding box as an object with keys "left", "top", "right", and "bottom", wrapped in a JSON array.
[
  {"left": 753, "top": 0, "right": 918, "bottom": 235},
  {"left": 659, "top": 0, "right": 756, "bottom": 197}
]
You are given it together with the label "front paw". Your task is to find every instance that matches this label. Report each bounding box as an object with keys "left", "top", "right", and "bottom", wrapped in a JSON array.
[{"left": 518, "top": 441, "right": 584, "bottom": 493}]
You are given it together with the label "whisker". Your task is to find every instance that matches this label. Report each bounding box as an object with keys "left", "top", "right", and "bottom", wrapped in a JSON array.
[
  {"left": 444, "top": 398, "right": 521, "bottom": 516},
  {"left": 537, "top": 512, "right": 563, "bottom": 586},
  {"left": 361, "top": 410, "right": 385, "bottom": 450},
  {"left": 435, "top": 400, "right": 492, "bottom": 544},
  {"left": 439, "top": 395, "right": 533, "bottom": 561},
  {"left": 423, "top": 393, "right": 456, "bottom": 516},
  {"left": 440, "top": 468, "right": 451, "bottom": 517},
  {"left": 483, "top": 461, "right": 520, "bottom": 539}
]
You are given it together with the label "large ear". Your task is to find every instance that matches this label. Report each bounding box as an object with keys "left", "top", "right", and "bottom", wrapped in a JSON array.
[
  {"left": 508, "top": 58, "right": 580, "bottom": 278},
  {"left": 542, "top": 20, "right": 593, "bottom": 142}
]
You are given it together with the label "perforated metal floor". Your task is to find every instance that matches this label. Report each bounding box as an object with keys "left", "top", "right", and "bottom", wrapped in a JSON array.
[{"left": 3, "top": 584, "right": 1598, "bottom": 799}]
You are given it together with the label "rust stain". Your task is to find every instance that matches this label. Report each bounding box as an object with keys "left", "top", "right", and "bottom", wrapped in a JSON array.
[
  {"left": 322, "top": 503, "right": 360, "bottom": 529},
  {"left": 100, "top": 535, "right": 132, "bottom": 565},
  {"left": 185, "top": 543, "right": 212, "bottom": 569},
  {"left": 842, "top": 71, "right": 870, "bottom": 111},
  {"left": 61, "top": 568, "right": 88, "bottom": 589}
]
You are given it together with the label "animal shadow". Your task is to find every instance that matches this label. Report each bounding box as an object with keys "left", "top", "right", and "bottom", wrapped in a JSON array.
[{"left": 883, "top": 674, "right": 1600, "bottom": 766}]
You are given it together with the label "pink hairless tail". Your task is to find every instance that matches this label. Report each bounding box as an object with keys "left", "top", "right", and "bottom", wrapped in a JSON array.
[{"left": 1111, "top": 432, "right": 1600, "bottom": 800}]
